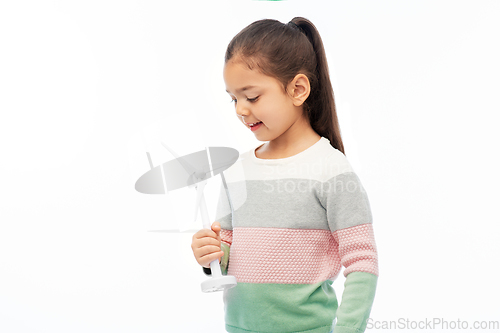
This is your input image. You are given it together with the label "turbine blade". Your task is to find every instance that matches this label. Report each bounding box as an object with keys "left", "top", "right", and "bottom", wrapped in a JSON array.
[
  {"left": 193, "top": 181, "right": 206, "bottom": 222},
  {"left": 161, "top": 142, "right": 200, "bottom": 176}
]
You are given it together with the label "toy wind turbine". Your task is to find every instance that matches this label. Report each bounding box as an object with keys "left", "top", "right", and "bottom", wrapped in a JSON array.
[{"left": 135, "top": 143, "right": 238, "bottom": 292}]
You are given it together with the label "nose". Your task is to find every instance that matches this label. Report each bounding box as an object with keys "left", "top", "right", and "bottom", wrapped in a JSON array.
[{"left": 235, "top": 102, "right": 250, "bottom": 119}]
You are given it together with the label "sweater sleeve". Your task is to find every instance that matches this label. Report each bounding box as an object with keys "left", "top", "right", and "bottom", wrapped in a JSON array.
[
  {"left": 334, "top": 272, "right": 377, "bottom": 333},
  {"left": 319, "top": 171, "right": 379, "bottom": 333},
  {"left": 332, "top": 224, "right": 378, "bottom": 333}
]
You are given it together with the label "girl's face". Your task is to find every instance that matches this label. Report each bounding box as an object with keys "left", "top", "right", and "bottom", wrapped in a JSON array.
[{"left": 223, "top": 60, "right": 308, "bottom": 143}]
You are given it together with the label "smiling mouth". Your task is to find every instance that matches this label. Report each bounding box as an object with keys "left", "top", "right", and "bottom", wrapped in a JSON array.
[
  {"left": 248, "top": 121, "right": 262, "bottom": 127},
  {"left": 249, "top": 121, "right": 263, "bottom": 132}
]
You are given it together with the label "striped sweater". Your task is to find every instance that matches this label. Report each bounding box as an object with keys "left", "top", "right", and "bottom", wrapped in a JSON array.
[{"left": 214, "top": 136, "right": 378, "bottom": 333}]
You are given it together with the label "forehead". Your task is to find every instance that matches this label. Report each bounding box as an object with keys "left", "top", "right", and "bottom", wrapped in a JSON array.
[{"left": 223, "top": 60, "right": 281, "bottom": 94}]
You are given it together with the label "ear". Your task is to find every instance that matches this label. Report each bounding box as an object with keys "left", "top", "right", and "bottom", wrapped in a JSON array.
[{"left": 287, "top": 74, "right": 310, "bottom": 107}]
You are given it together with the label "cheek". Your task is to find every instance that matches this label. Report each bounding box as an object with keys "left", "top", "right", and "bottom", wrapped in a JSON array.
[
  {"left": 256, "top": 104, "right": 278, "bottom": 126},
  {"left": 262, "top": 99, "right": 293, "bottom": 126}
]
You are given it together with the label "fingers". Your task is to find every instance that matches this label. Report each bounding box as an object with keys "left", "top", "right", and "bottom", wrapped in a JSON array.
[
  {"left": 192, "top": 233, "right": 221, "bottom": 248},
  {"left": 192, "top": 221, "right": 221, "bottom": 238},
  {"left": 191, "top": 225, "right": 224, "bottom": 267},
  {"left": 212, "top": 221, "right": 221, "bottom": 242},
  {"left": 192, "top": 245, "right": 224, "bottom": 268},
  {"left": 195, "top": 248, "right": 224, "bottom": 268}
]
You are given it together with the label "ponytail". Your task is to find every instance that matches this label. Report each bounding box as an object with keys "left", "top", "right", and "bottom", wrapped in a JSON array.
[
  {"left": 225, "top": 17, "right": 345, "bottom": 155},
  {"left": 289, "top": 17, "right": 345, "bottom": 155}
]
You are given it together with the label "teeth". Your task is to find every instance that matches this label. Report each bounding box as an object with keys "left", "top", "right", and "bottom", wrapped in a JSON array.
[{"left": 249, "top": 122, "right": 262, "bottom": 127}]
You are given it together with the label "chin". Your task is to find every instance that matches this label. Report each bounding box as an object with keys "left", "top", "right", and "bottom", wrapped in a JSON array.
[{"left": 253, "top": 135, "right": 266, "bottom": 142}]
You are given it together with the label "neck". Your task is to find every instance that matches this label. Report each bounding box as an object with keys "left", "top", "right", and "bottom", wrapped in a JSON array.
[{"left": 259, "top": 115, "right": 320, "bottom": 158}]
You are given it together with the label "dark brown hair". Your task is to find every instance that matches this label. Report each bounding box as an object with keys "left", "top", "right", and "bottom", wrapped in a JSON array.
[{"left": 225, "top": 17, "right": 345, "bottom": 155}]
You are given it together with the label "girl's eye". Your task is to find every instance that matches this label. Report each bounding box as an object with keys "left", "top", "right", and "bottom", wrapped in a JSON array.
[{"left": 229, "top": 96, "right": 258, "bottom": 104}]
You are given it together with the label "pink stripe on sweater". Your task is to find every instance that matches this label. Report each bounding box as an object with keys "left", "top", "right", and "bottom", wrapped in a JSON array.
[
  {"left": 227, "top": 228, "right": 341, "bottom": 284},
  {"left": 332, "top": 223, "right": 379, "bottom": 277}
]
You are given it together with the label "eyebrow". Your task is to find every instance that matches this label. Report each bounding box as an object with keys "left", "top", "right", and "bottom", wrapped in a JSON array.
[{"left": 226, "top": 85, "right": 257, "bottom": 94}]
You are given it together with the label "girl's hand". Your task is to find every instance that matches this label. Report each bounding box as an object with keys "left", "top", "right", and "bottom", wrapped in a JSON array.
[{"left": 191, "top": 221, "right": 225, "bottom": 268}]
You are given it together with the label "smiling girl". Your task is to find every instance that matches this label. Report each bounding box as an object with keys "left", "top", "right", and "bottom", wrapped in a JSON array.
[{"left": 191, "top": 17, "right": 379, "bottom": 333}]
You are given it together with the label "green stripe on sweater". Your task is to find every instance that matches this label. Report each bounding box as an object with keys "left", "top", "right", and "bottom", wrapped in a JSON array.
[{"left": 224, "top": 281, "right": 338, "bottom": 333}]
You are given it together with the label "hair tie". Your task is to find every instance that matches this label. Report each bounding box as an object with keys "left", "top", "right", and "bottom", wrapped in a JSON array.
[{"left": 287, "top": 21, "right": 301, "bottom": 31}]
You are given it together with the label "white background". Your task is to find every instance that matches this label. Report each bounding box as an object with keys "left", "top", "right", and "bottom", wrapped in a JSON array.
[{"left": 1, "top": 1, "right": 499, "bottom": 332}]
